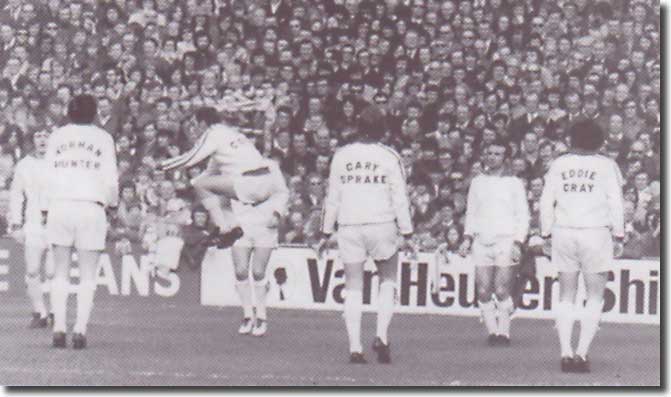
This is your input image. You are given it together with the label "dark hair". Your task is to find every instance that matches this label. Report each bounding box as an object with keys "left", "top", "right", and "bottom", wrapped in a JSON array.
[
  {"left": 569, "top": 120, "right": 605, "bottom": 151},
  {"left": 67, "top": 94, "right": 97, "bottom": 124},
  {"left": 194, "top": 107, "right": 221, "bottom": 125},
  {"left": 486, "top": 137, "right": 510, "bottom": 157},
  {"left": 357, "top": 105, "right": 387, "bottom": 141}
]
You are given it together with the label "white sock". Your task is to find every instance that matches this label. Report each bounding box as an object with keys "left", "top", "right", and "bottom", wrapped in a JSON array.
[
  {"left": 344, "top": 289, "right": 363, "bottom": 353},
  {"left": 555, "top": 300, "right": 575, "bottom": 358},
  {"left": 50, "top": 277, "right": 69, "bottom": 333},
  {"left": 576, "top": 298, "right": 603, "bottom": 358},
  {"left": 479, "top": 300, "right": 498, "bottom": 335},
  {"left": 253, "top": 279, "right": 268, "bottom": 320},
  {"left": 26, "top": 274, "right": 47, "bottom": 317},
  {"left": 235, "top": 280, "right": 254, "bottom": 319},
  {"left": 376, "top": 281, "right": 395, "bottom": 344},
  {"left": 73, "top": 280, "right": 97, "bottom": 334},
  {"left": 44, "top": 276, "right": 53, "bottom": 315},
  {"left": 496, "top": 297, "right": 514, "bottom": 338}
]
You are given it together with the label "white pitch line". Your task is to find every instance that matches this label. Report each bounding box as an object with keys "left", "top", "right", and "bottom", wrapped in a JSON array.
[{"left": 0, "top": 366, "right": 361, "bottom": 384}]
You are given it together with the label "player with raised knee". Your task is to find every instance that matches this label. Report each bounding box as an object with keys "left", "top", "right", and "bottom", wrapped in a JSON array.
[
  {"left": 231, "top": 160, "right": 288, "bottom": 337},
  {"left": 315, "top": 105, "right": 415, "bottom": 364},
  {"left": 461, "top": 138, "right": 530, "bottom": 346},
  {"left": 540, "top": 119, "right": 624, "bottom": 373},
  {"left": 44, "top": 94, "right": 119, "bottom": 349},
  {"left": 159, "top": 107, "right": 281, "bottom": 249},
  {"left": 9, "top": 127, "right": 54, "bottom": 328}
]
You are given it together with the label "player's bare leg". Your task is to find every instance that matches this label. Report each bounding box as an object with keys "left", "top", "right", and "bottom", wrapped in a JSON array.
[
  {"left": 50, "top": 245, "right": 72, "bottom": 348},
  {"left": 232, "top": 246, "right": 254, "bottom": 334},
  {"left": 556, "top": 271, "right": 579, "bottom": 371},
  {"left": 343, "top": 261, "right": 366, "bottom": 363},
  {"left": 191, "top": 174, "right": 243, "bottom": 247},
  {"left": 475, "top": 266, "right": 498, "bottom": 345},
  {"left": 251, "top": 247, "right": 273, "bottom": 336},
  {"left": 493, "top": 266, "right": 515, "bottom": 345},
  {"left": 372, "top": 253, "right": 398, "bottom": 363},
  {"left": 72, "top": 250, "right": 101, "bottom": 349},
  {"left": 25, "top": 247, "right": 48, "bottom": 328},
  {"left": 574, "top": 271, "right": 608, "bottom": 372}
]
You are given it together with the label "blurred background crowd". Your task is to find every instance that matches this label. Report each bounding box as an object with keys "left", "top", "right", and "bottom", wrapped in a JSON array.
[{"left": 0, "top": 0, "right": 660, "bottom": 265}]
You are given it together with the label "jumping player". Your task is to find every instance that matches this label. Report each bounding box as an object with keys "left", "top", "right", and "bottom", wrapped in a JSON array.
[
  {"left": 9, "top": 127, "right": 54, "bottom": 328},
  {"left": 231, "top": 159, "right": 288, "bottom": 337},
  {"left": 540, "top": 119, "right": 624, "bottom": 373},
  {"left": 159, "top": 107, "right": 281, "bottom": 248},
  {"left": 315, "top": 105, "right": 415, "bottom": 364},
  {"left": 43, "top": 94, "right": 119, "bottom": 349},
  {"left": 461, "top": 138, "right": 530, "bottom": 346}
]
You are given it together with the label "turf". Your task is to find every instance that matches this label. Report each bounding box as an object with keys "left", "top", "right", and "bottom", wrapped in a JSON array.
[{"left": 0, "top": 295, "right": 660, "bottom": 387}]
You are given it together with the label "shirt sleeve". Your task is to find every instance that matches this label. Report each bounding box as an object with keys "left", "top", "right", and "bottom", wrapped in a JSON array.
[
  {"left": 320, "top": 151, "right": 342, "bottom": 235},
  {"left": 8, "top": 161, "right": 24, "bottom": 226},
  {"left": 539, "top": 164, "right": 556, "bottom": 237},
  {"left": 513, "top": 177, "right": 530, "bottom": 243},
  {"left": 463, "top": 178, "right": 478, "bottom": 238},
  {"left": 160, "top": 127, "right": 219, "bottom": 171},
  {"left": 606, "top": 160, "right": 625, "bottom": 238},
  {"left": 387, "top": 151, "right": 413, "bottom": 236},
  {"left": 104, "top": 134, "right": 120, "bottom": 207}
]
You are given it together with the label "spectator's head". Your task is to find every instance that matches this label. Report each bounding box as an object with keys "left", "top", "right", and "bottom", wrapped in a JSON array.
[
  {"left": 67, "top": 94, "right": 97, "bottom": 124},
  {"left": 569, "top": 119, "right": 605, "bottom": 152},
  {"left": 191, "top": 205, "right": 209, "bottom": 227},
  {"left": 634, "top": 171, "right": 649, "bottom": 192}
]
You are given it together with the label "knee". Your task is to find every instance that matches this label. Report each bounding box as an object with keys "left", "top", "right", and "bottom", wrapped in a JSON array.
[
  {"left": 477, "top": 286, "right": 492, "bottom": 302},
  {"left": 495, "top": 287, "right": 510, "bottom": 301},
  {"left": 252, "top": 270, "right": 266, "bottom": 282},
  {"left": 234, "top": 269, "right": 249, "bottom": 282},
  {"left": 25, "top": 272, "right": 39, "bottom": 282}
]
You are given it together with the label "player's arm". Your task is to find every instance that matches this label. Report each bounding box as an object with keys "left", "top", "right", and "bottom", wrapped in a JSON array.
[
  {"left": 513, "top": 177, "right": 530, "bottom": 244},
  {"left": 539, "top": 165, "right": 556, "bottom": 239},
  {"left": 320, "top": 151, "right": 342, "bottom": 236},
  {"left": 462, "top": 178, "right": 479, "bottom": 246},
  {"left": 159, "top": 128, "right": 218, "bottom": 172},
  {"left": 606, "top": 160, "right": 625, "bottom": 239},
  {"left": 40, "top": 133, "right": 58, "bottom": 219},
  {"left": 387, "top": 151, "right": 413, "bottom": 237},
  {"left": 104, "top": 134, "right": 120, "bottom": 208},
  {"left": 266, "top": 161, "right": 289, "bottom": 222},
  {"left": 8, "top": 161, "right": 25, "bottom": 230}
]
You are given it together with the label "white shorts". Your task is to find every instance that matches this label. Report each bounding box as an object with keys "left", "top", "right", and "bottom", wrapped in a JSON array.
[
  {"left": 337, "top": 222, "right": 399, "bottom": 264},
  {"left": 47, "top": 200, "right": 107, "bottom": 251},
  {"left": 471, "top": 236, "right": 516, "bottom": 268},
  {"left": 232, "top": 201, "right": 278, "bottom": 249},
  {"left": 23, "top": 223, "right": 48, "bottom": 250},
  {"left": 234, "top": 172, "right": 276, "bottom": 205},
  {"left": 552, "top": 227, "right": 613, "bottom": 274}
]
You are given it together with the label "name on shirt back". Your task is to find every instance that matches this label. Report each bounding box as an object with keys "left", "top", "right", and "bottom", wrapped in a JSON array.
[
  {"left": 560, "top": 168, "right": 596, "bottom": 193},
  {"left": 340, "top": 161, "right": 386, "bottom": 184}
]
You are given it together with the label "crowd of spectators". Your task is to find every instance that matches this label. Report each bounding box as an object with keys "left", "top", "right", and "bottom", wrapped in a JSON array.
[{"left": 0, "top": 0, "right": 660, "bottom": 263}]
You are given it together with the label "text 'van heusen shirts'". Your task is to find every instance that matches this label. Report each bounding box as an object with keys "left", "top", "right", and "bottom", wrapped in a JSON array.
[
  {"left": 540, "top": 153, "right": 625, "bottom": 238},
  {"left": 160, "top": 123, "right": 266, "bottom": 175},
  {"left": 43, "top": 124, "right": 119, "bottom": 208},
  {"left": 321, "top": 142, "right": 413, "bottom": 235},
  {"left": 464, "top": 172, "right": 530, "bottom": 245},
  {"left": 9, "top": 154, "right": 49, "bottom": 226}
]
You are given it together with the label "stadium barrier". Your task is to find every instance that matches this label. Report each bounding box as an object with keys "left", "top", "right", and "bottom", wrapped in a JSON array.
[
  {"left": 0, "top": 238, "right": 200, "bottom": 304},
  {"left": 201, "top": 247, "right": 660, "bottom": 325}
]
